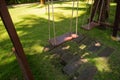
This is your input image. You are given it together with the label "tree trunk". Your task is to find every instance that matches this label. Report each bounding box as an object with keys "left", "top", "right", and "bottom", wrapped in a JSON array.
[{"left": 40, "top": 0, "right": 45, "bottom": 4}]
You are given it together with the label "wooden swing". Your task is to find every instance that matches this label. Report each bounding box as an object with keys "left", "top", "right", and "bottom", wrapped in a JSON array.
[
  {"left": 48, "top": 0, "right": 79, "bottom": 46},
  {"left": 82, "top": 21, "right": 100, "bottom": 30},
  {"left": 81, "top": 0, "right": 104, "bottom": 30}
]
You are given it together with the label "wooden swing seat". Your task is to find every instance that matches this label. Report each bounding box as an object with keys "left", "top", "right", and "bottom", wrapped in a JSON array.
[
  {"left": 81, "top": 22, "right": 100, "bottom": 30},
  {"left": 49, "top": 32, "right": 78, "bottom": 46}
]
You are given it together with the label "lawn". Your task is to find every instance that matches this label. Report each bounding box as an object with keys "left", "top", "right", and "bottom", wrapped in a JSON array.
[{"left": 0, "top": 1, "right": 120, "bottom": 80}]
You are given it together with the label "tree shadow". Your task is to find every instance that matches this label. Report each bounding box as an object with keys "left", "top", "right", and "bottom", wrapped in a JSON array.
[
  {"left": 0, "top": 51, "right": 69, "bottom": 80},
  {"left": 0, "top": 1, "right": 120, "bottom": 80}
]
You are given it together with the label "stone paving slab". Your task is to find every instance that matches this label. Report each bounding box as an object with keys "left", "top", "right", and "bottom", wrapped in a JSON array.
[
  {"left": 61, "top": 53, "right": 81, "bottom": 65},
  {"left": 72, "top": 33, "right": 86, "bottom": 44},
  {"left": 47, "top": 34, "right": 116, "bottom": 80},
  {"left": 71, "top": 63, "right": 97, "bottom": 80},
  {"left": 98, "top": 47, "right": 115, "bottom": 57},
  {"left": 87, "top": 41, "right": 102, "bottom": 53},
  {"left": 50, "top": 47, "right": 67, "bottom": 56},
  {"left": 63, "top": 58, "right": 86, "bottom": 76},
  {"left": 80, "top": 37, "right": 94, "bottom": 46}
]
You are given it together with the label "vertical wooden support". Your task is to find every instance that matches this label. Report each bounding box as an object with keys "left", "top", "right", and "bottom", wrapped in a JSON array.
[
  {"left": 112, "top": 1, "right": 120, "bottom": 37},
  {"left": 0, "top": 0, "right": 34, "bottom": 80}
]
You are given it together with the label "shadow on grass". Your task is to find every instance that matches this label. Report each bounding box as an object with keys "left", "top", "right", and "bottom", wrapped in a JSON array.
[
  {"left": 0, "top": 51, "right": 68, "bottom": 80},
  {"left": 0, "top": 14, "right": 73, "bottom": 80},
  {"left": 0, "top": 2, "right": 120, "bottom": 80},
  {"left": 93, "top": 55, "right": 120, "bottom": 80}
]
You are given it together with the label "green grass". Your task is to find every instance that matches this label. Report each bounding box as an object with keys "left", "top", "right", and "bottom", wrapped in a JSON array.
[{"left": 0, "top": 1, "right": 120, "bottom": 80}]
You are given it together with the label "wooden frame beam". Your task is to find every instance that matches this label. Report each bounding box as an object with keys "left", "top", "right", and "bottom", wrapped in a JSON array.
[
  {"left": 112, "top": 0, "right": 120, "bottom": 37},
  {"left": 0, "top": 0, "right": 34, "bottom": 80}
]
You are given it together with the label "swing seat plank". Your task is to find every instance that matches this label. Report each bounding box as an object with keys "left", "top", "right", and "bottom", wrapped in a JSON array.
[
  {"left": 81, "top": 22, "right": 100, "bottom": 30},
  {"left": 49, "top": 33, "right": 73, "bottom": 46}
]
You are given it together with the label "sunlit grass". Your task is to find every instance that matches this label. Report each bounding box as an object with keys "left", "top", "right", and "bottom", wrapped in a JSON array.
[
  {"left": 8, "top": 1, "right": 87, "bottom": 23},
  {"left": 0, "top": 55, "right": 16, "bottom": 66},
  {"left": 0, "top": 1, "right": 120, "bottom": 80},
  {"left": 31, "top": 44, "right": 44, "bottom": 53},
  {"left": 93, "top": 57, "right": 110, "bottom": 72},
  {"left": 0, "top": 33, "right": 9, "bottom": 41},
  {"left": 110, "top": 2, "right": 116, "bottom": 6}
]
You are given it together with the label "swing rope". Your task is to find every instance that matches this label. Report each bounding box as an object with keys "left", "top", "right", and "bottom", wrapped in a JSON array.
[
  {"left": 51, "top": 0, "right": 56, "bottom": 45},
  {"left": 81, "top": 0, "right": 102, "bottom": 30},
  {"left": 75, "top": 0, "right": 79, "bottom": 35},
  {"left": 70, "top": 0, "right": 75, "bottom": 33},
  {"left": 88, "top": 0, "right": 94, "bottom": 29},
  {"left": 71, "top": 0, "right": 79, "bottom": 36},
  {"left": 88, "top": 0, "right": 103, "bottom": 29},
  {"left": 98, "top": 0, "right": 104, "bottom": 24},
  {"left": 82, "top": 0, "right": 90, "bottom": 26},
  {"left": 48, "top": 0, "right": 51, "bottom": 40},
  {"left": 48, "top": 0, "right": 79, "bottom": 46},
  {"left": 92, "top": 0, "right": 101, "bottom": 22}
]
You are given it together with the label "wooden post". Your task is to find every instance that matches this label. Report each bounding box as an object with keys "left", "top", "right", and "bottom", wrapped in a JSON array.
[
  {"left": 0, "top": 0, "right": 34, "bottom": 80},
  {"left": 112, "top": 0, "right": 120, "bottom": 37}
]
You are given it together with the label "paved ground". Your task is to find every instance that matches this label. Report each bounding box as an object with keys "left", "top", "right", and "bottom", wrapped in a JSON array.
[{"left": 44, "top": 33, "right": 115, "bottom": 80}]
